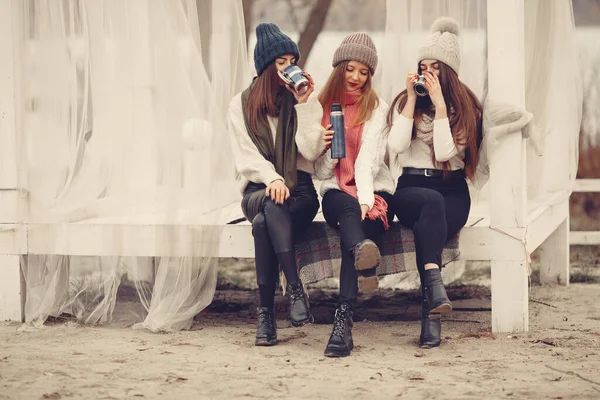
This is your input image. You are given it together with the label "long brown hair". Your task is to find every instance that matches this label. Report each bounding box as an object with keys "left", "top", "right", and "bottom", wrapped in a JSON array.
[
  {"left": 244, "top": 64, "right": 286, "bottom": 134},
  {"left": 386, "top": 61, "right": 483, "bottom": 180},
  {"left": 318, "top": 61, "right": 379, "bottom": 127}
]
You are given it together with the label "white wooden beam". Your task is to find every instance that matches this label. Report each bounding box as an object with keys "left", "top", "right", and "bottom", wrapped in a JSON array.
[
  {"left": 0, "top": 255, "right": 23, "bottom": 322},
  {"left": 573, "top": 179, "right": 600, "bottom": 193},
  {"left": 491, "top": 259, "right": 529, "bottom": 333},
  {"left": 0, "top": 0, "right": 23, "bottom": 323},
  {"left": 26, "top": 222, "right": 532, "bottom": 261},
  {"left": 0, "top": 224, "right": 26, "bottom": 255},
  {"left": 0, "top": 0, "right": 18, "bottom": 190},
  {"left": 526, "top": 198, "right": 569, "bottom": 253},
  {"left": 570, "top": 231, "right": 600, "bottom": 245},
  {"left": 27, "top": 223, "right": 226, "bottom": 258},
  {"left": 487, "top": 0, "right": 529, "bottom": 333}
]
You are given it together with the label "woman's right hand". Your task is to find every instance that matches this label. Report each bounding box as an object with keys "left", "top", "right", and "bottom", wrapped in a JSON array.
[
  {"left": 323, "top": 124, "right": 335, "bottom": 150},
  {"left": 406, "top": 73, "right": 418, "bottom": 100},
  {"left": 265, "top": 179, "right": 290, "bottom": 204}
]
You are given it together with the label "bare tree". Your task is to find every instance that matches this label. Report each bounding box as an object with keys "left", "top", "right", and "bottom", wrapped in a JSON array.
[
  {"left": 243, "top": 0, "right": 333, "bottom": 67},
  {"left": 296, "top": 0, "right": 333, "bottom": 68},
  {"left": 242, "top": 0, "right": 254, "bottom": 47},
  {"left": 196, "top": 0, "right": 212, "bottom": 77}
]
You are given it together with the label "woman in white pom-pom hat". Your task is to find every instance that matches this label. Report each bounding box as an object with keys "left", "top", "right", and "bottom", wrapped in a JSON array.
[{"left": 386, "top": 17, "right": 483, "bottom": 349}]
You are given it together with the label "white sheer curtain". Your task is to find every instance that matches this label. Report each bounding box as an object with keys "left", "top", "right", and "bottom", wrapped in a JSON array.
[
  {"left": 523, "top": 0, "right": 581, "bottom": 203},
  {"left": 16, "top": 0, "right": 248, "bottom": 331}
]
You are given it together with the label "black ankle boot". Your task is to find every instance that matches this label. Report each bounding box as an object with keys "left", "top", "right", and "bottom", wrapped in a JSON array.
[
  {"left": 422, "top": 268, "right": 452, "bottom": 314},
  {"left": 255, "top": 307, "right": 277, "bottom": 346},
  {"left": 286, "top": 281, "right": 313, "bottom": 327},
  {"left": 419, "top": 299, "right": 441, "bottom": 348},
  {"left": 324, "top": 303, "right": 354, "bottom": 357}
]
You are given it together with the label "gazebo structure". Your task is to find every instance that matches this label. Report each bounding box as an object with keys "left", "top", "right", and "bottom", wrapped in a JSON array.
[{"left": 0, "top": 0, "right": 581, "bottom": 333}]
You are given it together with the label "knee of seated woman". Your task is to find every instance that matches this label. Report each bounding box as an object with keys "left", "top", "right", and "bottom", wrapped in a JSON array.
[
  {"left": 251, "top": 212, "right": 267, "bottom": 230},
  {"left": 423, "top": 190, "right": 445, "bottom": 209},
  {"left": 263, "top": 195, "right": 290, "bottom": 211}
]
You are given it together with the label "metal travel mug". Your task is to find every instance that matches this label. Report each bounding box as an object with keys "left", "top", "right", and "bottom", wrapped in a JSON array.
[
  {"left": 414, "top": 74, "right": 428, "bottom": 97},
  {"left": 277, "top": 64, "right": 310, "bottom": 95}
]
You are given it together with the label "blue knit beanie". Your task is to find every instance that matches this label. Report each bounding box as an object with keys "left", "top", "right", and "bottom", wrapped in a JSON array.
[{"left": 254, "top": 23, "right": 300, "bottom": 75}]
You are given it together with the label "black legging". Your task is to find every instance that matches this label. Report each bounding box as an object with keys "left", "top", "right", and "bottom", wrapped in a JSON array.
[
  {"left": 242, "top": 171, "right": 319, "bottom": 307},
  {"left": 321, "top": 189, "right": 394, "bottom": 306},
  {"left": 390, "top": 173, "right": 471, "bottom": 275}
]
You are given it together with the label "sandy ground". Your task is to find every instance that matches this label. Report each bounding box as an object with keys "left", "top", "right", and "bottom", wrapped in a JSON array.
[{"left": 1, "top": 283, "right": 599, "bottom": 400}]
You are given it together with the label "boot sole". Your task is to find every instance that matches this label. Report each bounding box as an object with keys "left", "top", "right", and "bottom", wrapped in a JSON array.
[
  {"left": 358, "top": 275, "right": 379, "bottom": 292},
  {"left": 354, "top": 240, "right": 380, "bottom": 271},
  {"left": 324, "top": 349, "right": 351, "bottom": 357},
  {"left": 324, "top": 341, "right": 354, "bottom": 358},
  {"left": 255, "top": 338, "right": 278, "bottom": 346},
  {"left": 419, "top": 341, "right": 441, "bottom": 349},
  {"left": 290, "top": 313, "right": 314, "bottom": 328},
  {"left": 429, "top": 303, "right": 452, "bottom": 314}
]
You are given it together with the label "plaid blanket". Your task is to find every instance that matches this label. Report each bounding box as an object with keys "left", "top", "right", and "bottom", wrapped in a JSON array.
[{"left": 295, "top": 221, "right": 460, "bottom": 285}]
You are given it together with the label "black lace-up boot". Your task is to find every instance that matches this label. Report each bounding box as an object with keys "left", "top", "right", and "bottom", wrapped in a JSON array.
[
  {"left": 324, "top": 303, "right": 354, "bottom": 357},
  {"left": 286, "top": 281, "right": 313, "bottom": 327},
  {"left": 255, "top": 307, "right": 277, "bottom": 346}
]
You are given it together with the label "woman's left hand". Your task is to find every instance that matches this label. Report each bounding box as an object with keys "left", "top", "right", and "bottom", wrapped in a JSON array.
[
  {"left": 423, "top": 71, "right": 445, "bottom": 108},
  {"left": 286, "top": 72, "right": 315, "bottom": 104},
  {"left": 360, "top": 204, "right": 369, "bottom": 221},
  {"left": 323, "top": 124, "right": 335, "bottom": 150}
]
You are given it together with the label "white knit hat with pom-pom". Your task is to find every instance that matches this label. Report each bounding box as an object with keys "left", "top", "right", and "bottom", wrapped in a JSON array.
[{"left": 417, "top": 17, "right": 461, "bottom": 74}]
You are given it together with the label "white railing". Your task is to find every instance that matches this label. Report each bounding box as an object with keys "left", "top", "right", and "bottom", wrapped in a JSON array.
[{"left": 570, "top": 179, "right": 600, "bottom": 245}]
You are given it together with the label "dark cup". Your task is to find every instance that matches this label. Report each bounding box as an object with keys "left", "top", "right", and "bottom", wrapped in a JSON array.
[
  {"left": 414, "top": 75, "right": 428, "bottom": 97},
  {"left": 278, "top": 64, "right": 310, "bottom": 95}
]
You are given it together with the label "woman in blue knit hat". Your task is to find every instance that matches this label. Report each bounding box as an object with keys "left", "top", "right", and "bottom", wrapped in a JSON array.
[{"left": 227, "top": 23, "right": 324, "bottom": 346}]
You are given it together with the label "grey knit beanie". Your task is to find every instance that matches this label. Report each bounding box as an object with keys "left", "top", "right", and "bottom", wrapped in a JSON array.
[
  {"left": 253, "top": 23, "right": 300, "bottom": 76},
  {"left": 332, "top": 32, "right": 378, "bottom": 75},
  {"left": 417, "top": 17, "right": 461, "bottom": 74}
]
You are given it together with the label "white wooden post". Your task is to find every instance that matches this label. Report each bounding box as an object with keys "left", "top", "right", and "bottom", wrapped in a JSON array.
[
  {"left": 0, "top": 0, "right": 25, "bottom": 322},
  {"left": 539, "top": 215, "right": 570, "bottom": 285},
  {"left": 535, "top": 0, "right": 572, "bottom": 287},
  {"left": 487, "top": 0, "right": 529, "bottom": 333}
]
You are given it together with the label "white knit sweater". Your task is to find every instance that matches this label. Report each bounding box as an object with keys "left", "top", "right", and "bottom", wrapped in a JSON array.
[
  {"left": 227, "top": 92, "right": 324, "bottom": 192},
  {"left": 295, "top": 97, "right": 396, "bottom": 210},
  {"left": 387, "top": 108, "right": 465, "bottom": 177}
]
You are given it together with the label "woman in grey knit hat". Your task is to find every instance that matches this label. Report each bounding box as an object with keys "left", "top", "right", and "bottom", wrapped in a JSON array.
[
  {"left": 386, "top": 17, "right": 483, "bottom": 349},
  {"left": 295, "top": 32, "right": 395, "bottom": 357},
  {"left": 226, "top": 23, "right": 324, "bottom": 346}
]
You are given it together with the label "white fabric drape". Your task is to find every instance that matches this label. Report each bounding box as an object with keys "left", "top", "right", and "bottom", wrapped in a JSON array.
[{"left": 16, "top": 0, "right": 248, "bottom": 331}]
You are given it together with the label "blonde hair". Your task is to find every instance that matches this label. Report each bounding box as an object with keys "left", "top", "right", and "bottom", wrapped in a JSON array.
[{"left": 318, "top": 61, "right": 379, "bottom": 126}]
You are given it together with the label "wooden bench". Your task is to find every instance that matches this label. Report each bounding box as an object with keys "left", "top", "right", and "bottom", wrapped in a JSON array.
[{"left": 0, "top": 191, "right": 570, "bottom": 334}]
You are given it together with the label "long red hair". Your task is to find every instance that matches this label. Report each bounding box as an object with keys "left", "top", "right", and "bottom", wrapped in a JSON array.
[
  {"left": 386, "top": 61, "right": 483, "bottom": 180},
  {"left": 244, "top": 64, "right": 287, "bottom": 134},
  {"left": 318, "top": 61, "right": 379, "bottom": 126}
]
